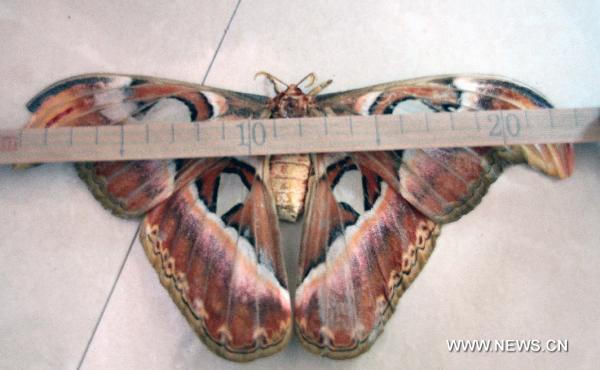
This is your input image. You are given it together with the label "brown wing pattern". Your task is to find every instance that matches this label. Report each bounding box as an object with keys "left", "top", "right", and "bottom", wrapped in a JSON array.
[
  {"left": 22, "top": 75, "right": 292, "bottom": 361},
  {"left": 317, "top": 75, "right": 574, "bottom": 181},
  {"left": 23, "top": 74, "right": 269, "bottom": 217},
  {"left": 398, "top": 147, "right": 503, "bottom": 223},
  {"left": 295, "top": 75, "right": 575, "bottom": 358},
  {"left": 140, "top": 157, "right": 291, "bottom": 361},
  {"left": 21, "top": 73, "right": 576, "bottom": 362},
  {"left": 295, "top": 153, "right": 440, "bottom": 357}
]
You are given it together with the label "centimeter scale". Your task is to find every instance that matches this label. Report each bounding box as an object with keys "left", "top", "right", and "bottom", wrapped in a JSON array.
[{"left": 0, "top": 107, "right": 598, "bottom": 164}]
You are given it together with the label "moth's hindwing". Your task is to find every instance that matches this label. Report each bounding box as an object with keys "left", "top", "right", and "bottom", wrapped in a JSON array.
[
  {"left": 295, "top": 153, "right": 440, "bottom": 358},
  {"left": 140, "top": 157, "right": 292, "bottom": 361},
  {"left": 24, "top": 74, "right": 269, "bottom": 217},
  {"left": 397, "top": 147, "right": 503, "bottom": 223}
]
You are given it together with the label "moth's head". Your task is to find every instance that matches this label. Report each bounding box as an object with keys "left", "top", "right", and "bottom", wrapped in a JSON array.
[{"left": 256, "top": 72, "right": 332, "bottom": 118}]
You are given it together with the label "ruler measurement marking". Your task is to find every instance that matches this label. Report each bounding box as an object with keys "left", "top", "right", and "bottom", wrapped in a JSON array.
[
  {"left": 323, "top": 116, "right": 329, "bottom": 135},
  {"left": 120, "top": 125, "right": 124, "bottom": 156},
  {"left": 247, "top": 120, "right": 252, "bottom": 155},
  {"left": 374, "top": 115, "right": 381, "bottom": 145},
  {"left": 524, "top": 110, "right": 531, "bottom": 128},
  {"left": 398, "top": 114, "right": 405, "bottom": 134},
  {"left": 498, "top": 111, "right": 508, "bottom": 146},
  {"left": 348, "top": 116, "right": 354, "bottom": 136},
  {"left": 1, "top": 108, "right": 597, "bottom": 164}
]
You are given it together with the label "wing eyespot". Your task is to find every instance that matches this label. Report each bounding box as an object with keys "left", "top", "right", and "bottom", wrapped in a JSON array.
[
  {"left": 215, "top": 172, "right": 250, "bottom": 218},
  {"left": 331, "top": 169, "right": 365, "bottom": 217}
]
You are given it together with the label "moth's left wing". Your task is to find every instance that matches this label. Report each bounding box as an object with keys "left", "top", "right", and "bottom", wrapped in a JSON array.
[
  {"left": 21, "top": 75, "right": 291, "bottom": 361},
  {"left": 140, "top": 157, "right": 292, "bottom": 361},
  {"left": 21, "top": 74, "right": 269, "bottom": 217}
]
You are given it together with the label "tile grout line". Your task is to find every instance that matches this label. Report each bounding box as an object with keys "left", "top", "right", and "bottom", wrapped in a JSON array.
[
  {"left": 76, "top": 222, "right": 141, "bottom": 370},
  {"left": 201, "top": 0, "right": 242, "bottom": 84},
  {"left": 77, "top": 2, "right": 241, "bottom": 366}
]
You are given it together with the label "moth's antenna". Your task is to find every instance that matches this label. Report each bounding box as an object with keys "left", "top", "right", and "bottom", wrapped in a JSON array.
[
  {"left": 255, "top": 71, "right": 288, "bottom": 94},
  {"left": 307, "top": 79, "right": 333, "bottom": 96},
  {"left": 296, "top": 73, "right": 316, "bottom": 88}
]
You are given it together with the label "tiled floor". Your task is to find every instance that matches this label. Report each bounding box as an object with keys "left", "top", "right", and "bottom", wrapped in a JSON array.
[{"left": 1, "top": 1, "right": 598, "bottom": 369}]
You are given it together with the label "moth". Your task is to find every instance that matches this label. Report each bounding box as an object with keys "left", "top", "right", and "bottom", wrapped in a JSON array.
[{"left": 21, "top": 72, "right": 574, "bottom": 361}]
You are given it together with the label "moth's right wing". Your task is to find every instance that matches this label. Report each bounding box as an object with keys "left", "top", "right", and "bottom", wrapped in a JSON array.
[
  {"left": 23, "top": 74, "right": 270, "bottom": 217},
  {"left": 295, "top": 153, "right": 440, "bottom": 358},
  {"left": 316, "top": 75, "right": 574, "bottom": 180}
]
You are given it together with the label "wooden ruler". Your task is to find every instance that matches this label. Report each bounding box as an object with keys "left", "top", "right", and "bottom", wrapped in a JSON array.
[{"left": 1, "top": 107, "right": 598, "bottom": 164}]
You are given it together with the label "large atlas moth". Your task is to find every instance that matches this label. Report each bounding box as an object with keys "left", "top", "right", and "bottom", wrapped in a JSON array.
[{"left": 19, "top": 72, "right": 574, "bottom": 361}]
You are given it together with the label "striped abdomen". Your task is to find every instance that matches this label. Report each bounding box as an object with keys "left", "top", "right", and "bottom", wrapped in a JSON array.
[{"left": 268, "top": 154, "right": 311, "bottom": 222}]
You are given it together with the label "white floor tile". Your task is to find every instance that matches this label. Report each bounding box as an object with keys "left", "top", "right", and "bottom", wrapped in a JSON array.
[
  {"left": 0, "top": 163, "right": 139, "bottom": 369},
  {"left": 0, "top": 0, "right": 240, "bottom": 129},
  {"left": 205, "top": 0, "right": 598, "bottom": 108}
]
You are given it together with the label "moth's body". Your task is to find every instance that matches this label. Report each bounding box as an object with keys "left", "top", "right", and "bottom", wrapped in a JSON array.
[
  {"left": 264, "top": 80, "right": 325, "bottom": 222},
  {"left": 21, "top": 72, "right": 574, "bottom": 362}
]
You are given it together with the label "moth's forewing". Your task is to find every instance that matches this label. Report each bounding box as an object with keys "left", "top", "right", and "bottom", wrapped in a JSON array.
[
  {"left": 316, "top": 75, "right": 574, "bottom": 179},
  {"left": 23, "top": 74, "right": 269, "bottom": 217}
]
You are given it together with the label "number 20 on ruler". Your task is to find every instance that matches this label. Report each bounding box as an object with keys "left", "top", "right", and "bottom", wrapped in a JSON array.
[{"left": 488, "top": 112, "right": 522, "bottom": 138}]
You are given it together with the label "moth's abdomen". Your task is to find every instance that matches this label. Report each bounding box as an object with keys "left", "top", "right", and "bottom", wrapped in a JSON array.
[{"left": 268, "top": 154, "right": 311, "bottom": 222}]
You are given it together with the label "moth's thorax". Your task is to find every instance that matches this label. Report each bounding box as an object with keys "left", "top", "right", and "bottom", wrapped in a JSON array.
[{"left": 268, "top": 85, "right": 316, "bottom": 118}]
